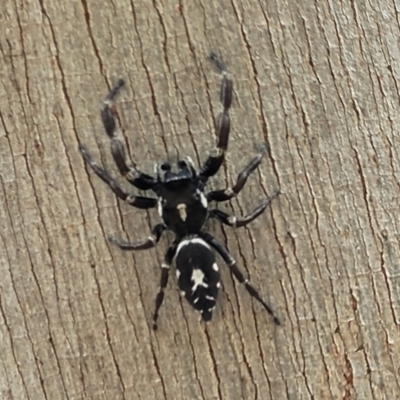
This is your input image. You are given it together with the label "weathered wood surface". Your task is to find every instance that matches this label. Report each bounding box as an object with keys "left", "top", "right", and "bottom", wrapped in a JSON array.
[{"left": 1, "top": 1, "right": 399, "bottom": 399}]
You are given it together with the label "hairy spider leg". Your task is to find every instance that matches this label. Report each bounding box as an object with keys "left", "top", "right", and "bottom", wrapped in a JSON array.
[
  {"left": 200, "top": 53, "right": 233, "bottom": 180},
  {"left": 152, "top": 240, "right": 179, "bottom": 330},
  {"left": 79, "top": 145, "right": 157, "bottom": 209},
  {"left": 209, "top": 190, "right": 280, "bottom": 228},
  {"left": 199, "top": 232, "right": 280, "bottom": 325},
  {"left": 108, "top": 223, "right": 166, "bottom": 250},
  {"left": 207, "top": 144, "right": 269, "bottom": 202},
  {"left": 101, "top": 79, "right": 157, "bottom": 190}
]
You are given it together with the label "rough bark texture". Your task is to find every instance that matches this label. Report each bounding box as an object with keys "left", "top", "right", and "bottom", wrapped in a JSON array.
[{"left": 1, "top": 0, "right": 399, "bottom": 399}]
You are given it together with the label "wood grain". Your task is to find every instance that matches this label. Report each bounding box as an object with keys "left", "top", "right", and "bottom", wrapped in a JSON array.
[{"left": 1, "top": 0, "right": 399, "bottom": 399}]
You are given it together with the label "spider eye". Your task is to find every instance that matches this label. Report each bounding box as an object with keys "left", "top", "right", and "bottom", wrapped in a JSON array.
[{"left": 160, "top": 163, "right": 171, "bottom": 171}]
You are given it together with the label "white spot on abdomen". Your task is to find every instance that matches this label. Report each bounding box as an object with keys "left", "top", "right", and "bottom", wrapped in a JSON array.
[{"left": 191, "top": 268, "right": 208, "bottom": 292}]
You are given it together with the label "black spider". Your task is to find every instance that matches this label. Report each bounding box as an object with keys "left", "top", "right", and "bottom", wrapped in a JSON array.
[{"left": 79, "top": 53, "right": 280, "bottom": 329}]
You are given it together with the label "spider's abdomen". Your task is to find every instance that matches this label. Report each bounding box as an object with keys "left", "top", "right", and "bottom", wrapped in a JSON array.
[{"left": 174, "top": 236, "right": 220, "bottom": 321}]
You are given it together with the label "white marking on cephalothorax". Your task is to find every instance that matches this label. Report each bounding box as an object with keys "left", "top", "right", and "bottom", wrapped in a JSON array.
[
  {"left": 157, "top": 198, "right": 163, "bottom": 218},
  {"left": 191, "top": 268, "right": 208, "bottom": 292},
  {"left": 212, "top": 263, "right": 219, "bottom": 271},
  {"left": 197, "top": 189, "right": 208, "bottom": 209},
  {"left": 177, "top": 203, "right": 187, "bottom": 221}
]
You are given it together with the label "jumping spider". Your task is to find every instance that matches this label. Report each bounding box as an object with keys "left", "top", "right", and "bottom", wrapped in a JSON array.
[{"left": 79, "top": 53, "right": 280, "bottom": 329}]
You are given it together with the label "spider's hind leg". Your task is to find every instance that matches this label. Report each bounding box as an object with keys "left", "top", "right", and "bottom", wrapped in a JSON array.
[
  {"left": 152, "top": 240, "right": 179, "bottom": 330},
  {"left": 200, "top": 232, "right": 280, "bottom": 325},
  {"left": 200, "top": 53, "right": 233, "bottom": 180},
  {"left": 101, "top": 79, "right": 156, "bottom": 190}
]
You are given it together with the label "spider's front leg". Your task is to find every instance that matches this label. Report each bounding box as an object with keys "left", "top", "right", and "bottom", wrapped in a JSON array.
[
  {"left": 79, "top": 145, "right": 157, "bottom": 209},
  {"left": 200, "top": 53, "right": 233, "bottom": 180},
  {"left": 101, "top": 79, "right": 156, "bottom": 191}
]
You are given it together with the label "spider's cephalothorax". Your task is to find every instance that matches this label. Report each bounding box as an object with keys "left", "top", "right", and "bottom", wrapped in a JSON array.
[
  {"left": 80, "top": 53, "right": 280, "bottom": 329},
  {"left": 155, "top": 159, "right": 209, "bottom": 236}
]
